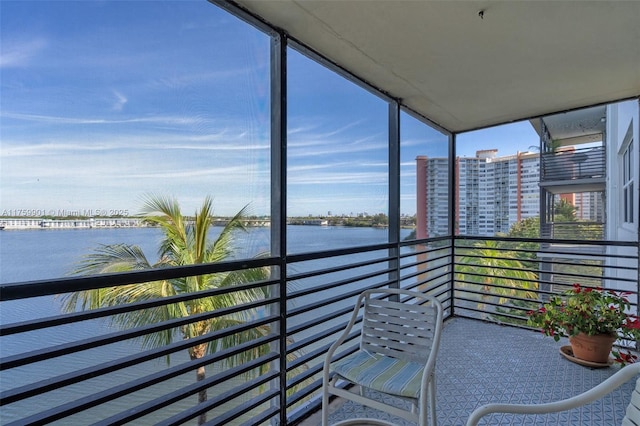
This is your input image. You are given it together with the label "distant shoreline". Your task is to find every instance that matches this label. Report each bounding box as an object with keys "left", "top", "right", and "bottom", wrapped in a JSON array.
[
  {"left": 0, "top": 217, "right": 146, "bottom": 230},
  {"left": 0, "top": 215, "right": 414, "bottom": 230}
]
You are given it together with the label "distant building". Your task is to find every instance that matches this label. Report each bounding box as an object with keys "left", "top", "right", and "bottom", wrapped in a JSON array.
[
  {"left": 416, "top": 150, "right": 540, "bottom": 238},
  {"left": 416, "top": 156, "right": 449, "bottom": 238}
]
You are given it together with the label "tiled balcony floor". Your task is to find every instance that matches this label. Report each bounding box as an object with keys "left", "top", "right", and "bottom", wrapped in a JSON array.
[{"left": 311, "top": 317, "right": 636, "bottom": 425}]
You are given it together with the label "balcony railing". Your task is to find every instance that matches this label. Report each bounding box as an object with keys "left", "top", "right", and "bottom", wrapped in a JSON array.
[
  {"left": 1, "top": 236, "right": 637, "bottom": 425},
  {"left": 453, "top": 236, "right": 638, "bottom": 325},
  {"left": 540, "top": 146, "right": 605, "bottom": 183},
  {"left": 540, "top": 221, "right": 604, "bottom": 240}
]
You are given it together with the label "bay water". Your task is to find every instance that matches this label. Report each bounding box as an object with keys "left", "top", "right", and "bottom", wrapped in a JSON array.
[{"left": 0, "top": 225, "right": 410, "bottom": 424}]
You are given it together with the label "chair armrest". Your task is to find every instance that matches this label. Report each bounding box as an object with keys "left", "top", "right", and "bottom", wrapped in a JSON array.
[{"left": 466, "top": 363, "right": 640, "bottom": 426}]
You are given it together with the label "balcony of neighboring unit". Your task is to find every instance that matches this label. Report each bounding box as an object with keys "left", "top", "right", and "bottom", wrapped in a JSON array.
[
  {"left": 532, "top": 105, "right": 607, "bottom": 194},
  {"left": 539, "top": 146, "right": 605, "bottom": 193}
]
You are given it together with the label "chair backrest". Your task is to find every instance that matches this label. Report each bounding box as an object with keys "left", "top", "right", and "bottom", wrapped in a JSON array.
[
  {"left": 360, "top": 289, "right": 443, "bottom": 364},
  {"left": 624, "top": 377, "right": 640, "bottom": 425}
]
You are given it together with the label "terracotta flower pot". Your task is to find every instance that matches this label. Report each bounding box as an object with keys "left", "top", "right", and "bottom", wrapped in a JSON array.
[{"left": 569, "top": 333, "right": 617, "bottom": 363}]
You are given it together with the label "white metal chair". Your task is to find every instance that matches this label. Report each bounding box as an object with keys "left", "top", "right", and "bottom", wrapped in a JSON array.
[
  {"left": 322, "top": 288, "right": 444, "bottom": 426},
  {"left": 466, "top": 362, "right": 640, "bottom": 426}
]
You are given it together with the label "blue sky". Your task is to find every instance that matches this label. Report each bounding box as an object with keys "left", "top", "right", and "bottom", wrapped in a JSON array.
[{"left": 0, "top": 1, "right": 540, "bottom": 218}]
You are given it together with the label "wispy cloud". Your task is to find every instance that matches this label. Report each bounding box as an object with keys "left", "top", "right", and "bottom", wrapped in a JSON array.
[
  {"left": 0, "top": 38, "right": 46, "bottom": 68},
  {"left": 287, "top": 118, "right": 368, "bottom": 140},
  {"left": 1, "top": 111, "right": 202, "bottom": 126},
  {"left": 288, "top": 162, "right": 351, "bottom": 172},
  {"left": 125, "top": 165, "right": 267, "bottom": 180},
  {"left": 112, "top": 91, "right": 128, "bottom": 111},
  {"left": 289, "top": 170, "right": 387, "bottom": 185},
  {"left": 288, "top": 129, "right": 385, "bottom": 156},
  {"left": 0, "top": 135, "right": 270, "bottom": 158},
  {"left": 288, "top": 140, "right": 385, "bottom": 158},
  {"left": 148, "top": 68, "right": 251, "bottom": 91}
]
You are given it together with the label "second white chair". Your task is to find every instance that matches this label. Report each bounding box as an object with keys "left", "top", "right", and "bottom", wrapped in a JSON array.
[{"left": 466, "top": 362, "right": 640, "bottom": 426}]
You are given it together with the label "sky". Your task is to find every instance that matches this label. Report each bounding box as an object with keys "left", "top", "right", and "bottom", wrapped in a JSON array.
[{"left": 0, "top": 1, "right": 540, "bottom": 218}]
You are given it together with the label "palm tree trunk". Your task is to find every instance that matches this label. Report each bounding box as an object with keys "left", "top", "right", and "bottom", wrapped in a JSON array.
[{"left": 191, "top": 343, "right": 208, "bottom": 425}]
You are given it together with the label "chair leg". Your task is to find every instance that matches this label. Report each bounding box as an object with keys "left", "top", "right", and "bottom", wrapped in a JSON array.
[
  {"left": 322, "top": 379, "right": 331, "bottom": 426},
  {"left": 429, "top": 376, "right": 437, "bottom": 426},
  {"left": 417, "top": 398, "right": 426, "bottom": 426}
]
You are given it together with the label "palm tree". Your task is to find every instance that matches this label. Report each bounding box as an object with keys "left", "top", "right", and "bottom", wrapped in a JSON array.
[
  {"left": 455, "top": 240, "right": 539, "bottom": 320},
  {"left": 554, "top": 199, "right": 577, "bottom": 221},
  {"left": 62, "top": 195, "right": 270, "bottom": 424}
]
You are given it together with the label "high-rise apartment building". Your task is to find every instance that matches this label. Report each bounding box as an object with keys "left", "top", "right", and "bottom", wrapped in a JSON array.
[
  {"left": 416, "top": 150, "right": 540, "bottom": 238},
  {"left": 415, "top": 156, "right": 450, "bottom": 238}
]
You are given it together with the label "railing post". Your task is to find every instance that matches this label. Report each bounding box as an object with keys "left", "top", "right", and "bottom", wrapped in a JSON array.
[
  {"left": 389, "top": 101, "right": 401, "bottom": 297},
  {"left": 450, "top": 132, "right": 456, "bottom": 315},
  {"left": 270, "top": 29, "right": 288, "bottom": 426}
]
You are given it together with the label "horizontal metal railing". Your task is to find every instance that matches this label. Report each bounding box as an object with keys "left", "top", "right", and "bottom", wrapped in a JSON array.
[
  {"left": 0, "top": 238, "right": 454, "bottom": 426},
  {"left": 540, "top": 221, "right": 604, "bottom": 240},
  {"left": 453, "top": 236, "right": 639, "bottom": 331},
  {"left": 1, "top": 236, "right": 638, "bottom": 425},
  {"left": 541, "top": 146, "right": 605, "bottom": 182},
  {"left": 0, "top": 259, "right": 284, "bottom": 426}
]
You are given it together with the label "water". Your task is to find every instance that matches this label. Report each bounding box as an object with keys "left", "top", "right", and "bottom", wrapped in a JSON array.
[
  {"left": 0, "top": 225, "right": 401, "bottom": 284},
  {"left": 0, "top": 225, "right": 410, "bottom": 424}
]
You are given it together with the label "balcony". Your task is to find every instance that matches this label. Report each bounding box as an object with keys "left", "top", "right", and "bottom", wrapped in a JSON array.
[
  {"left": 1, "top": 1, "right": 638, "bottom": 425},
  {"left": 539, "top": 147, "right": 606, "bottom": 194},
  {"left": 1, "top": 237, "right": 637, "bottom": 425}
]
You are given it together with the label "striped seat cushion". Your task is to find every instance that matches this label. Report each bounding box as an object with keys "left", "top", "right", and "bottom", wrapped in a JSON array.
[{"left": 332, "top": 350, "right": 424, "bottom": 399}]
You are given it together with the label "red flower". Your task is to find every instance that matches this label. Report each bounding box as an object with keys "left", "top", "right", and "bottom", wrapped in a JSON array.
[
  {"left": 613, "top": 351, "right": 638, "bottom": 365},
  {"left": 626, "top": 318, "right": 640, "bottom": 330}
]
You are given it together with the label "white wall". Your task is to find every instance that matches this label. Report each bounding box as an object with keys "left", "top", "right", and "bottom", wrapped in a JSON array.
[
  {"left": 605, "top": 99, "right": 639, "bottom": 293},
  {"left": 606, "top": 99, "right": 639, "bottom": 241}
]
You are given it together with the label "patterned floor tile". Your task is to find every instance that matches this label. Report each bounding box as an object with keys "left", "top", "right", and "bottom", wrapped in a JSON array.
[{"left": 322, "top": 318, "right": 635, "bottom": 425}]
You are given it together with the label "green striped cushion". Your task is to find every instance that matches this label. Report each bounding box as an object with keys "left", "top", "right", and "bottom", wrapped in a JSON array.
[{"left": 332, "top": 350, "right": 423, "bottom": 398}]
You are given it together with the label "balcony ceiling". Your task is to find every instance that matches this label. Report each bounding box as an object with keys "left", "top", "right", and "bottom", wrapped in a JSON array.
[
  {"left": 231, "top": 0, "right": 640, "bottom": 133},
  {"left": 531, "top": 105, "right": 607, "bottom": 147}
]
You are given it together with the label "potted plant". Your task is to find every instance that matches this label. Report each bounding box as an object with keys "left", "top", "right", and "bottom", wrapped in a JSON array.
[{"left": 527, "top": 284, "right": 640, "bottom": 366}]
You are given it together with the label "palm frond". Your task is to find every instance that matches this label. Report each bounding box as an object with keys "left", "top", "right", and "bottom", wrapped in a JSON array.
[
  {"left": 193, "top": 196, "right": 215, "bottom": 264},
  {"left": 207, "top": 204, "right": 250, "bottom": 263},
  {"left": 140, "top": 194, "right": 189, "bottom": 261},
  {"left": 72, "top": 243, "right": 152, "bottom": 275}
]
